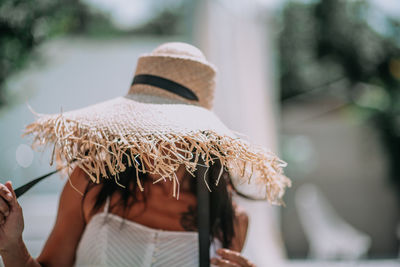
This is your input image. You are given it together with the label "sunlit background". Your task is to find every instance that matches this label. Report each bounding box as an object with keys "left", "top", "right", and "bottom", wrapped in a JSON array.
[{"left": 0, "top": 0, "right": 400, "bottom": 266}]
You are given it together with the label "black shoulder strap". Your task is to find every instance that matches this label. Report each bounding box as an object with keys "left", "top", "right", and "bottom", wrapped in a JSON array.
[
  {"left": 196, "top": 162, "right": 210, "bottom": 267},
  {"left": 13, "top": 168, "right": 63, "bottom": 198},
  {"left": 11, "top": 162, "right": 74, "bottom": 198}
]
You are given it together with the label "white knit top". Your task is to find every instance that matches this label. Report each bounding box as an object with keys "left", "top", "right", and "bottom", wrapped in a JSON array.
[{"left": 74, "top": 197, "right": 219, "bottom": 267}]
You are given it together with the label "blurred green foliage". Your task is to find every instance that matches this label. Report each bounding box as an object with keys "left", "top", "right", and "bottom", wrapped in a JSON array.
[
  {"left": 0, "top": 0, "right": 184, "bottom": 108},
  {"left": 0, "top": 0, "right": 108, "bottom": 107},
  {"left": 128, "top": 4, "right": 185, "bottom": 35},
  {"left": 280, "top": 0, "right": 400, "bottom": 198}
]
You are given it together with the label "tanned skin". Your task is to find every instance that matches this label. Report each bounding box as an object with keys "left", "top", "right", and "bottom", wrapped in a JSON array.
[{"left": 0, "top": 166, "right": 253, "bottom": 266}]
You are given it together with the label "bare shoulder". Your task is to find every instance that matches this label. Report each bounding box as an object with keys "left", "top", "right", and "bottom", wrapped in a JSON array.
[
  {"left": 36, "top": 166, "right": 91, "bottom": 266},
  {"left": 64, "top": 166, "right": 102, "bottom": 222},
  {"left": 66, "top": 166, "right": 91, "bottom": 194}
]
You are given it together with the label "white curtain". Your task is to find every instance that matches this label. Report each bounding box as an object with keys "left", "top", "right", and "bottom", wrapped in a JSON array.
[{"left": 193, "top": 0, "right": 286, "bottom": 265}]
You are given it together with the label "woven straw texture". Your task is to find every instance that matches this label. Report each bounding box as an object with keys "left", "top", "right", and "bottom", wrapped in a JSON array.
[{"left": 23, "top": 42, "right": 291, "bottom": 204}]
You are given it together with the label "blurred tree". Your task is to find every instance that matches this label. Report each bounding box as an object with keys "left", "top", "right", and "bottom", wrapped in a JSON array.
[
  {"left": 279, "top": 0, "right": 400, "bottom": 200},
  {"left": 0, "top": 0, "right": 185, "bottom": 109},
  {"left": 128, "top": 3, "right": 185, "bottom": 35},
  {"left": 0, "top": 0, "right": 111, "bottom": 107}
]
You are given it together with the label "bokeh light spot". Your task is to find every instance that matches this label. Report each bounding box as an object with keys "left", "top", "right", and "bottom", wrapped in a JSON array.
[{"left": 16, "top": 144, "right": 34, "bottom": 168}]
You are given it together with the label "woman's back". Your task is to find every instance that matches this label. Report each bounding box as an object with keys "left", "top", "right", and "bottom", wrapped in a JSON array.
[
  {"left": 81, "top": 165, "right": 198, "bottom": 232},
  {"left": 75, "top": 166, "right": 222, "bottom": 266},
  {"left": 0, "top": 155, "right": 249, "bottom": 267},
  {"left": 75, "top": 196, "right": 204, "bottom": 267}
]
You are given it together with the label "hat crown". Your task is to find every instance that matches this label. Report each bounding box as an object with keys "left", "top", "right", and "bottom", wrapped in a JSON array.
[
  {"left": 151, "top": 42, "right": 206, "bottom": 61},
  {"left": 129, "top": 42, "right": 216, "bottom": 110}
]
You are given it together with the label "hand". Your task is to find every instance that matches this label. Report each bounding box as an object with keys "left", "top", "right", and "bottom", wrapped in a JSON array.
[
  {"left": 0, "top": 181, "right": 24, "bottom": 253},
  {"left": 211, "top": 248, "right": 256, "bottom": 267}
]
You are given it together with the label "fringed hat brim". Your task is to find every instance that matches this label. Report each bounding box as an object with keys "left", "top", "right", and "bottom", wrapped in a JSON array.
[{"left": 24, "top": 94, "right": 291, "bottom": 204}]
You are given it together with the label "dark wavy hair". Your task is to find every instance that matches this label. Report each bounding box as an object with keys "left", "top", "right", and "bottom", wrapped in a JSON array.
[{"left": 81, "top": 151, "right": 236, "bottom": 248}]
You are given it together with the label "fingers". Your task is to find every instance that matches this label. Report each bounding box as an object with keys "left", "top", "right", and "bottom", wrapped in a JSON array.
[
  {"left": 0, "top": 182, "right": 16, "bottom": 218},
  {"left": 0, "top": 182, "right": 19, "bottom": 226},
  {"left": 0, "top": 212, "right": 5, "bottom": 224},
  {"left": 4, "top": 181, "right": 17, "bottom": 206},
  {"left": 0, "top": 197, "right": 10, "bottom": 217},
  {"left": 213, "top": 249, "right": 255, "bottom": 267},
  {"left": 211, "top": 257, "right": 240, "bottom": 267},
  {"left": 0, "top": 183, "right": 12, "bottom": 225},
  {"left": 0, "top": 183, "right": 13, "bottom": 203}
]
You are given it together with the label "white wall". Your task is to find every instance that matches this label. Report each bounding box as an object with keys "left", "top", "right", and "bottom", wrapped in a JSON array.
[{"left": 193, "top": 0, "right": 286, "bottom": 265}]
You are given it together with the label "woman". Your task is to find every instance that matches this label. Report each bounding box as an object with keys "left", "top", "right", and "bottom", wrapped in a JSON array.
[
  {"left": 0, "top": 163, "right": 253, "bottom": 266},
  {"left": 0, "top": 42, "right": 289, "bottom": 266}
]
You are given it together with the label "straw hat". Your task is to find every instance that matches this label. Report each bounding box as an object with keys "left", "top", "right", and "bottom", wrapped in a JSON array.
[{"left": 24, "top": 42, "right": 291, "bottom": 204}]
